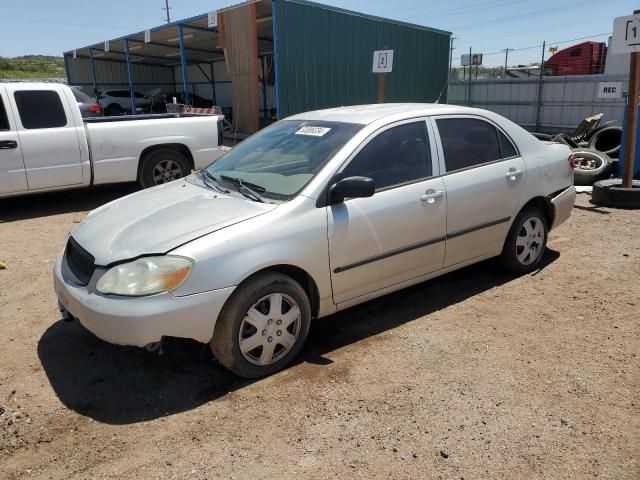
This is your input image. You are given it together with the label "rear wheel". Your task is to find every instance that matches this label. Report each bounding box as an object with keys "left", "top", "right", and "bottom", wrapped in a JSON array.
[
  {"left": 139, "top": 148, "right": 190, "bottom": 188},
  {"left": 500, "top": 207, "right": 548, "bottom": 274},
  {"left": 104, "top": 104, "right": 122, "bottom": 116},
  {"left": 210, "top": 272, "right": 311, "bottom": 378}
]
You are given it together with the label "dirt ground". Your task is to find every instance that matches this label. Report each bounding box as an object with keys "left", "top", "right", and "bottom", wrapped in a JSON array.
[{"left": 0, "top": 186, "right": 638, "bottom": 479}]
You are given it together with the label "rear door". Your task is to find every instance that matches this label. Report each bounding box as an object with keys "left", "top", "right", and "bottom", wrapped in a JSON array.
[
  {"left": 9, "top": 85, "right": 83, "bottom": 190},
  {"left": 0, "top": 86, "right": 28, "bottom": 195},
  {"left": 328, "top": 119, "right": 446, "bottom": 304},
  {"left": 431, "top": 115, "right": 526, "bottom": 267}
]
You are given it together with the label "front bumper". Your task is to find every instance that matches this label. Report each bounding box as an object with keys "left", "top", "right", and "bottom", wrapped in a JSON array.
[
  {"left": 53, "top": 253, "right": 235, "bottom": 347},
  {"left": 550, "top": 185, "right": 576, "bottom": 230}
]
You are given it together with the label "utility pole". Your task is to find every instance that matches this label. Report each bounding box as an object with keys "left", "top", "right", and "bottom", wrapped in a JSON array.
[
  {"left": 448, "top": 36, "right": 457, "bottom": 75},
  {"left": 535, "top": 41, "right": 546, "bottom": 131},
  {"left": 622, "top": 9, "right": 640, "bottom": 189},
  {"left": 163, "top": 0, "right": 171, "bottom": 24},
  {"left": 467, "top": 46, "right": 472, "bottom": 106},
  {"left": 503, "top": 48, "right": 511, "bottom": 75}
]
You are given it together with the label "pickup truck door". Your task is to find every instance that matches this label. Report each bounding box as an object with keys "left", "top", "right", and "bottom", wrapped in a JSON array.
[
  {"left": 431, "top": 115, "right": 526, "bottom": 267},
  {"left": 0, "top": 86, "right": 28, "bottom": 195},
  {"left": 327, "top": 119, "right": 446, "bottom": 304},
  {"left": 8, "top": 85, "right": 83, "bottom": 190}
]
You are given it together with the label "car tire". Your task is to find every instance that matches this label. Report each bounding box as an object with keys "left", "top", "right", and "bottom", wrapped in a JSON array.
[
  {"left": 571, "top": 148, "right": 612, "bottom": 186},
  {"left": 105, "top": 104, "right": 122, "bottom": 116},
  {"left": 500, "top": 206, "right": 548, "bottom": 274},
  {"left": 587, "top": 126, "right": 622, "bottom": 159},
  {"left": 210, "top": 272, "right": 312, "bottom": 378},
  {"left": 591, "top": 179, "right": 640, "bottom": 209},
  {"left": 139, "top": 149, "right": 191, "bottom": 188}
]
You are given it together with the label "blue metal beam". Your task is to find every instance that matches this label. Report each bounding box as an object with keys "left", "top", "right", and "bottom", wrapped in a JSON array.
[
  {"left": 124, "top": 39, "right": 137, "bottom": 113},
  {"left": 88, "top": 48, "right": 98, "bottom": 94},
  {"left": 178, "top": 24, "right": 190, "bottom": 105},
  {"left": 182, "top": 23, "right": 217, "bottom": 34},
  {"left": 272, "top": 1, "right": 280, "bottom": 120},
  {"left": 209, "top": 63, "right": 217, "bottom": 105},
  {"left": 127, "top": 38, "right": 222, "bottom": 55}
]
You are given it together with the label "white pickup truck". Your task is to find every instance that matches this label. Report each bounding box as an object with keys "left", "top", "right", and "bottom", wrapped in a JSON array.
[{"left": 0, "top": 83, "right": 225, "bottom": 198}]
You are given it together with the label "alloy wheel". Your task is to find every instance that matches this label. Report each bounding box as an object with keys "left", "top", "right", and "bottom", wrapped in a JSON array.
[{"left": 152, "top": 159, "right": 183, "bottom": 184}]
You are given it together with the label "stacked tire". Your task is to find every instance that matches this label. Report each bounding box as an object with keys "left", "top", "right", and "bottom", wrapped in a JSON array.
[{"left": 571, "top": 148, "right": 613, "bottom": 186}]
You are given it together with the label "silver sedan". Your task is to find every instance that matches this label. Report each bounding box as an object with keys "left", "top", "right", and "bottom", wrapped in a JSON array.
[{"left": 54, "top": 103, "right": 576, "bottom": 378}]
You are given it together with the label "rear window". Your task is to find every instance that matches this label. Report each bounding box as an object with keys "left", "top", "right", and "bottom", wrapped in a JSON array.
[
  {"left": 72, "top": 88, "right": 94, "bottom": 103},
  {"left": 498, "top": 130, "right": 518, "bottom": 158},
  {"left": 0, "top": 97, "right": 9, "bottom": 130},
  {"left": 14, "top": 90, "right": 67, "bottom": 129}
]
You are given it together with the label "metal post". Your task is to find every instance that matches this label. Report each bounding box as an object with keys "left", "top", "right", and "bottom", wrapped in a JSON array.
[
  {"left": 88, "top": 48, "right": 98, "bottom": 95},
  {"left": 622, "top": 41, "right": 640, "bottom": 188},
  {"left": 448, "top": 36, "right": 456, "bottom": 74},
  {"left": 272, "top": 0, "right": 280, "bottom": 120},
  {"left": 260, "top": 56, "right": 267, "bottom": 119},
  {"left": 467, "top": 46, "right": 472, "bottom": 106},
  {"left": 178, "top": 24, "right": 190, "bottom": 105},
  {"left": 124, "top": 38, "right": 137, "bottom": 115},
  {"left": 209, "top": 62, "right": 217, "bottom": 105},
  {"left": 163, "top": 0, "right": 171, "bottom": 23},
  {"left": 535, "top": 41, "right": 546, "bottom": 131}
]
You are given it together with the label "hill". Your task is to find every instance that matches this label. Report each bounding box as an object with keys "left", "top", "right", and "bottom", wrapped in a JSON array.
[{"left": 0, "top": 55, "right": 66, "bottom": 79}]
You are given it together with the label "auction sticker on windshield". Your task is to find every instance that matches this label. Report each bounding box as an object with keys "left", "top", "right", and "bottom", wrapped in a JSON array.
[{"left": 295, "top": 126, "right": 331, "bottom": 137}]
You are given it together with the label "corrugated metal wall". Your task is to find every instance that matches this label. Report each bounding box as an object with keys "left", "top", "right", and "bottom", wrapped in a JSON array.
[
  {"left": 448, "top": 74, "right": 628, "bottom": 132},
  {"left": 66, "top": 57, "right": 173, "bottom": 94},
  {"left": 273, "top": 0, "right": 450, "bottom": 118}
]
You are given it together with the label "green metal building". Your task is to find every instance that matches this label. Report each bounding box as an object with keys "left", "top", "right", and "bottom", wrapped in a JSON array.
[{"left": 65, "top": 0, "right": 450, "bottom": 130}]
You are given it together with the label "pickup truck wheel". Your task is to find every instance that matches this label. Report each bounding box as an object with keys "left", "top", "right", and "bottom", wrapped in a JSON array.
[
  {"left": 500, "top": 207, "right": 548, "bottom": 274},
  {"left": 210, "top": 272, "right": 311, "bottom": 378},
  {"left": 139, "top": 149, "right": 190, "bottom": 188}
]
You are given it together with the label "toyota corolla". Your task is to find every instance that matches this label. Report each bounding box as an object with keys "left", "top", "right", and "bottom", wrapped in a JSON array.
[{"left": 54, "top": 104, "right": 576, "bottom": 378}]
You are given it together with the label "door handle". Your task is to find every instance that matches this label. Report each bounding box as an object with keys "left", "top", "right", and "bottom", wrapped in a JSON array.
[
  {"left": 421, "top": 190, "right": 444, "bottom": 204},
  {"left": 505, "top": 169, "right": 523, "bottom": 181},
  {"left": 0, "top": 140, "right": 18, "bottom": 149}
]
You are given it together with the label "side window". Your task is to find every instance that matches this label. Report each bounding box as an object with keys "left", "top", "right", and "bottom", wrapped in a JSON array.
[
  {"left": 14, "top": 90, "right": 67, "bottom": 129},
  {"left": 436, "top": 118, "right": 501, "bottom": 172},
  {"left": 0, "top": 96, "right": 9, "bottom": 130},
  {"left": 341, "top": 121, "right": 431, "bottom": 190},
  {"left": 498, "top": 130, "right": 518, "bottom": 158}
]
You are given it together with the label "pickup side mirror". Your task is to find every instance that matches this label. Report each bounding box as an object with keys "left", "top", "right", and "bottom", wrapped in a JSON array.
[{"left": 329, "top": 176, "right": 375, "bottom": 204}]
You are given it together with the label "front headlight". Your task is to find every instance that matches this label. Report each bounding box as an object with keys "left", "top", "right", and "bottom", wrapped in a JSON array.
[{"left": 96, "top": 256, "right": 193, "bottom": 297}]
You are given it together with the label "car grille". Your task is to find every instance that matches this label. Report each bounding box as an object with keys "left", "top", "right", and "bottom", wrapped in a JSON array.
[{"left": 65, "top": 237, "right": 95, "bottom": 285}]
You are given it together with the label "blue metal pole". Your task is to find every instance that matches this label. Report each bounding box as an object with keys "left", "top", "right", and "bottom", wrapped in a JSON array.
[
  {"left": 88, "top": 48, "right": 98, "bottom": 95},
  {"left": 272, "top": 1, "right": 280, "bottom": 119},
  {"left": 124, "top": 39, "right": 137, "bottom": 114},
  {"left": 178, "top": 24, "right": 190, "bottom": 105},
  {"left": 209, "top": 62, "right": 217, "bottom": 105}
]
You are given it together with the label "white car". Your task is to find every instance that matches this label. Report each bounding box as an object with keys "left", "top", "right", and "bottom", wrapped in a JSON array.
[
  {"left": 98, "top": 89, "right": 152, "bottom": 116},
  {"left": 54, "top": 103, "right": 576, "bottom": 378}
]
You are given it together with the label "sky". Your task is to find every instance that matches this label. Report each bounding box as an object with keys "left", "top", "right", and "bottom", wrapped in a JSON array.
[{"left": 0, "top": 0, "right": 636, "bottom": 67}]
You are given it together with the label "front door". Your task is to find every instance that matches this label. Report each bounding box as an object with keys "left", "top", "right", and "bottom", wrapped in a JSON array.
[
  {"left": 9, "top": 85, "right": 83, "bottom": 190},
  {"left": 328, "top": 120, "right": 447, "bottom": 304},
  {"left": 432, "top": 116, "right": 527, "bottom": 267},
  {"left": 0, "top": 86, "right": 27, "bottom": 195}
]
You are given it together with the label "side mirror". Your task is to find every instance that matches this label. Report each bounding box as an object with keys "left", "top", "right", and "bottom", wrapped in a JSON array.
[{"left": 329, "top": 176, "right": 375, "bottom": 204}]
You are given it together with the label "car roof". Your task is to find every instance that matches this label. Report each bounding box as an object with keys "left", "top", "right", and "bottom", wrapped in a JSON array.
[{"left": 287, "top": 103, "right": 482, "bottom": 125}]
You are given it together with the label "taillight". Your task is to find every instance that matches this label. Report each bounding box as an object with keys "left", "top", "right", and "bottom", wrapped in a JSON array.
[
  {"left": 89, "top": 104, "right": 102, "bottom": 113},
  {"left": 568, "top": 154, "right": 577, "bottom": 168}
]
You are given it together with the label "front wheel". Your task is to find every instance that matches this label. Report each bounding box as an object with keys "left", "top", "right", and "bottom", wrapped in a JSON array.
[
  {"left": 500, "top": 207, "right": 548, "bottom": 274},
  {"left": 210, "top": 272, "right": 311, "bottom": 378}
]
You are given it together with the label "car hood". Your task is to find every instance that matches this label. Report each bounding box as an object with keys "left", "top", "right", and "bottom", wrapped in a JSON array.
[{"left": 71, "top": 178, "right": 277, "bottom": 265}]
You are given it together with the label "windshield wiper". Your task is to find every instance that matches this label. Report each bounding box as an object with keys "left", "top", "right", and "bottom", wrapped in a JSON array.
[
  {"left": 200, "top": 170, "right": 228, "bottom": 193},
  {"left": 219, "top": 174, "right": 266, "bottom": 203}
]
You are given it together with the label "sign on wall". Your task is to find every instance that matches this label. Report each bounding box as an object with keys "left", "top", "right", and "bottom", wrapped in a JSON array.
[
  {"left": 461, "top": 53, "right": 483, "bottom": 66},
  {"left": 104, "top": 40, "right": 110, "bottom": 52},
  {"left": 597, "top": 81, "right": 623, "bottom": 99},
  {"left": 611, "top": 13, "right": 640, "bottom": 54},
  {"left": 144, "top": 29, "right": 151, "bottom": 43},
  {"left": 372, "top": 50, "right": 394, "bottom": 73},
  {"left": 208, "top": 11, "right": 218, "bottom": 28}
]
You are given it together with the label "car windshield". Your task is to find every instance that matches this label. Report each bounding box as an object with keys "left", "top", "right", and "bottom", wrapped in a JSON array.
[{"left": 205, "top": 120, "right": 363, "bottom": 200}]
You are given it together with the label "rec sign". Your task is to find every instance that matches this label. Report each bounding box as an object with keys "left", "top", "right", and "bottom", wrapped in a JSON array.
[{"left": 597, "top": 81, "right": 623, "bottom": 99}]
